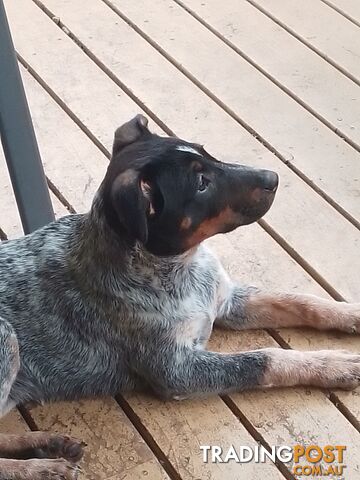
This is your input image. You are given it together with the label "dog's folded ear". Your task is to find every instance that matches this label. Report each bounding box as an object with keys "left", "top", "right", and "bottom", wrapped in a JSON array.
[
  {"left": 110, "top": 169, "right": 151, "bottom": 244},
  {"left": 112, "top": 114, "right": 149, "bottom": 156}
]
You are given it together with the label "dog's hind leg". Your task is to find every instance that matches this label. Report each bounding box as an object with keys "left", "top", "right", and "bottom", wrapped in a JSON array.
[
  {"left": 0, "top": 317, "right": 84, "bottom": 476},
  {"left": 0, "top": 317, "right": 19, "bottom": 418},
  {"left": 0, "top": 431, "right": 84, "bottom": 479},
  {"left": 0, "top": 433, "right": 85, "bottom": 463},
  {"left": 0, "top": 458, "right": 80, "bottom": 480}
]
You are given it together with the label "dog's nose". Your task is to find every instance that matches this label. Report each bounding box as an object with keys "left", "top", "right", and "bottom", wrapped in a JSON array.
[{"left": 261, "top": 170, "right": 279, "bottom": 192}]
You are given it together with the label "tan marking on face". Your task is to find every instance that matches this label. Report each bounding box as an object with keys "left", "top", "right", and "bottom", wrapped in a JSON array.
[
  {"left": 180, "top": 216, "right": 192, "bottom": 230},
  {"left": 185, "top": 206, "right": 238, "bottom": 247},
  {"left": 261, "top": 348, "right": 360, "bottom": 390}
]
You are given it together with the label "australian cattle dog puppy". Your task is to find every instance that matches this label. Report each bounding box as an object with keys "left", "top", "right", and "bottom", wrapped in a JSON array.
[{"left": 0, "top": 115, "right": 359, "bottom": 478}]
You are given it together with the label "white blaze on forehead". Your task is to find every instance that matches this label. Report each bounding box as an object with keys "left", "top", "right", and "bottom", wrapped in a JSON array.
[{"left": 175, "top": 145, "right": 202, "bottom": 156}]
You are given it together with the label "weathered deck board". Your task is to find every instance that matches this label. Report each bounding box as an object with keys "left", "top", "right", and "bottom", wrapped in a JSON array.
[
  {"left": 324, "top": 0, "right": 360, "bottom": 21},
  {"left": 177, "top": 0, "right": 360, "bottom": 221},
  {"left": 31, "top": 399, "right": 171, "bottom": 480},
  {"left": 107, "top": 0, "right": 360, "bottom": 145},
  {"left": 123, "top": 392, "right": 285, "bottom": 480},
  {"left": 251, "top": 0, "right": 360, "bottom": 79},
  {"left": 12, "top": 0, "right": 165, "bottom": 149},
  {"left": 0, "top": 411, "right": 29, "bottom": 435},
  {"left": 9, "top": 28, "right": 360, "bottom": 478},
  {"left": 19, "top": 69, "right": 108, "bottom": 213},
  {"left": 8, "top": 0, "right": 360, "bottom": 304},
  {"left": 0, "top": 151, "right": 68, "bottom": 238}
]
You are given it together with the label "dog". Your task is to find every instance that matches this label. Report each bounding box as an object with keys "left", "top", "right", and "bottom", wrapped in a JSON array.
[{"left": 0, "top": 114, "right": 359, "bottom": 479}]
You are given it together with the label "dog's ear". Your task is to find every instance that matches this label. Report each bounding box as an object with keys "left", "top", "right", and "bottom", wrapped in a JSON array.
[
  {"left": 111, "top": 169, "right": 153, "bottom": 244},
  {"left": 112, "top": 114, "right": 149, "bottom": 156}
]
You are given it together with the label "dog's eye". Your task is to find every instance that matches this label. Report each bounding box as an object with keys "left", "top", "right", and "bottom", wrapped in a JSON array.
[{"left": 198, "top": 173, "right": 210, "bottom": 192}]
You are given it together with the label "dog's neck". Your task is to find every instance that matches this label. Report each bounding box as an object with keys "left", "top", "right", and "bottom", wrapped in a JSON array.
[{"left": 70, "top": 195, "right": 199, "bottom": 294}]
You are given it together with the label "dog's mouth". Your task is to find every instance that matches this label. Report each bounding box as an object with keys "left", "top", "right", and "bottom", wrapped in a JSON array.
[
  {"left": 240, "top": 183, "right": 278, "bottom": 225},
  {"left": 225, "top": 168, "right": 278, "bottom": 228},
  {"left": 237, "top": 191, "right": 276, "bottom": 227}
]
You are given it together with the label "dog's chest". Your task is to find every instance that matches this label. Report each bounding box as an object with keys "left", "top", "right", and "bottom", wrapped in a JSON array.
[
  {"left": 161, "top": 247, "right": 224, "bottom": 349},
  {"left": 172, "top": 292, "right": 216, "bottom": 349}
]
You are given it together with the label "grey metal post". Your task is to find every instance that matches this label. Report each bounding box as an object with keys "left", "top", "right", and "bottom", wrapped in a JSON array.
[{"left": 0, "top": 0, "right": 54, "bottom": 234}]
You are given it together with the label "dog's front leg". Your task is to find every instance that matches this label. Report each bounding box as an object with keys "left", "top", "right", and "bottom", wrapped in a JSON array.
[
  {"left": 139, "top": 345, "right": 360, "bottom": 398},
  {"left": 215, "top": 284, "right": 360, "bottom": 333}
]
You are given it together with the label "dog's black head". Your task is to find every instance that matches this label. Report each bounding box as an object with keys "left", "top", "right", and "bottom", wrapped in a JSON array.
[{"left": 100, "top": 115, "right": 278, "bottom": 256}]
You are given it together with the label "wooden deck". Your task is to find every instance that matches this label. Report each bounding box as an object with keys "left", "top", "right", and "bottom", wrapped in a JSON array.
[{"left": 1, "top": 0, "right": 360, "bottom": 478}]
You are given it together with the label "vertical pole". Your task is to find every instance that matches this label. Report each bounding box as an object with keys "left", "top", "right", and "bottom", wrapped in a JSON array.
[{"left": 0, "top": 0, "right": 54, "bottom": 234}]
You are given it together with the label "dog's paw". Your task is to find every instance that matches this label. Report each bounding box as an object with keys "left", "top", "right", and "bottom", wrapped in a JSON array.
[
  {"left": 39, "top": 459, "right": 80, "bottom": 480},
  {"left": 263, "top": 348, "right": 360, "bottom": 390},
  {"left": 312, "top": 350, "right": 360, "bottom": 390},
  {"left": 18, "top": 458, "right": 80, "bottom": 480},
  {"left": 33, "top": 434, "right": 86, "bottom": 463}
]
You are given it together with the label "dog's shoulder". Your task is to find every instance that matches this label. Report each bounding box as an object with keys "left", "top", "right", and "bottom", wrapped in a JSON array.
[{"left": 0, "top": 214, "right": 84, "bottom": 296}]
